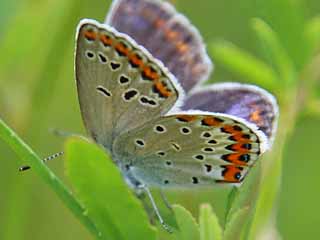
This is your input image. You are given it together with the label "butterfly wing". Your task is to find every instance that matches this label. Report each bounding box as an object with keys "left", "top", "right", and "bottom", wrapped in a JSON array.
[
  {"left": 75, "top": 19, "right": 183, "bottom": 150},
  {"left": 106, "top": 0, "right": 213, "bottom": 92},
  {"left": 113, "top": 111, "right": 268, "bottom": 187},
  {"left": 183, "top": 83, "right": 279, "bottom": 143}
]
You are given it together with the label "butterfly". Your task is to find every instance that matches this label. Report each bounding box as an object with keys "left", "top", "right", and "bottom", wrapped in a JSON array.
[{"left": 75, "top": 0, "right": 278, "bottom": 230}]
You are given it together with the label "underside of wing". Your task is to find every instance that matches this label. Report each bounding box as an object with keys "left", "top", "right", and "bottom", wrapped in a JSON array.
[
  {"left": 113, "top": 111, "right": 268, "bottom": 188},
  {"left": 75, "top": 19, "right": 183, "bottom": 150},
  {"left": 183, "top": 83, "right": 279, "bottom": 143},
  {"left": 106, "top": 0, "right": 213, "bottom": 92}
]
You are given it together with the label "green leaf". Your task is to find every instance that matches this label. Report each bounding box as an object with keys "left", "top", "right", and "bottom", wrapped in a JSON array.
[
  {"left": 255, "top": 0, "right": 309, "bottom": 70},
  {"left": 224, "top": 161, "right": 262, "bottom": 226},
  {"left": 224, "top": 207, "right": 249, "bottom": 240},
  {"left": 252, "top": 18, "right": 296, "bottom": 86},
  {"left": 65, "top": 137, "right": 157, "bottom": 240},
  {"left": 210, "top": 41, "right": 277, "bottom": 90},
  {"left": 0, "top": 118, "right": 100, "bottom": 238},
  {"left": 305, "top": 16, "right": 320, "bottom": 54},
  {"left": 247, "top": 144, "right": 284, "bottom": 240},
  {"left": 224, "top": 187, "right": 238, "bottom": 226},
  {"left": 172, "top": 204, "right": 200, "bottom": 240},
  {"left": 199, "top": 204, "right": 222, "bottom": 240}
]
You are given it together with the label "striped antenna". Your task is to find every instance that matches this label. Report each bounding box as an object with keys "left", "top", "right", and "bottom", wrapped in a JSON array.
[{"left": 19, "top": 151, "right": 64, "bottom": 172}]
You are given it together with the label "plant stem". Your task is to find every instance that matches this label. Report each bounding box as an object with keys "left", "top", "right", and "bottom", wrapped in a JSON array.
[
  {"left": 248, "top": 54, "right": 320, "bottom": 239},
  {"left": 0, "top": 118, "right": 101, "bottom": 239}
]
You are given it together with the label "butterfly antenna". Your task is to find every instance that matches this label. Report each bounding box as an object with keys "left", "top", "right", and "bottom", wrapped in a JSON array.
[
  {"left": 139, "top": 185, "right": 173, "bottom": 233},
  {"left": 19, "top": 151, "right": 64, "bottom": 172}
]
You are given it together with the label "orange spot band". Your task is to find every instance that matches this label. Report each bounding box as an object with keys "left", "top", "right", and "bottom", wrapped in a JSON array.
[
  {"left": 154, "top": 81, "right": 172, "bottom": 98},
  {"left": 176, "top": 115, "right": 197, "bottom": 122},
  {"left": 84, "top": 31, "right": 97, "bottom": 41}
]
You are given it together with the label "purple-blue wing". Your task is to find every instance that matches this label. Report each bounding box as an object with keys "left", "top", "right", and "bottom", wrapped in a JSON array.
[
  {"left": 106, "top": 0, "right": 213, "bottom": 92},
  {"left": 182, "top": 83, "right": 279, "bottom": 143}
]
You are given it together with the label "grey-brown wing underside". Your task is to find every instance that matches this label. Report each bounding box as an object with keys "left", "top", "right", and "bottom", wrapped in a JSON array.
[
  {"left": 75, "top": 19, "right": 183, "bottom": 150},
  {"left": 113, "top": 111, "right": 268, "bottom": 188},
  {"left": 106, "top": 0, "right": 213, "bottom": 92}
]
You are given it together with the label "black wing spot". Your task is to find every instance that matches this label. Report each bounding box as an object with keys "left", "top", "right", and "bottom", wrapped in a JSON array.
[
  {"left": 139, "top": 96, "right": 158, "bottom": 107},
  {"left": 207, "top": 139, "right": 217, "bottom": 144},
  {"left": 98, "top": 53, "right": 107, "bottom": 63},
  {"left": 135, "top": 139, "right": 145, "bottom": 147},
  {"left": 233, "top": 125, "right": 242, "bottom": 131},
  {"left": 242, "top": 143, "right": 252, "bottom": 150},
  {"left": 119, "top": 75, "right": 130, "bottom": 85},
  {"left": 180, "top": 127, "right": 191, "bottom": 134},
  {"left": 123, "top": 89, "right": 138, "bottom": 101},
  {"left": 110, "top": 62, "right": 121, "bottom": 70},
  {"left": 171, "top": 142, "right": 181, "bottom": 151},
  {"left": 239, "top": 154, "right": 250, "bottom": 162},
  {"left": 85, "top": 50, "right": 95, "bottom": 59},
  {"left": 157, "top": 151, "right": 166, "bottom": 157},
  {"left": 194, "top": 155, "right": 204, "bottom": 161},
  {"left": 165, "top": 161, "right": 172, "bottom": 166},
  {"left": 235, "top": 172, "right": 242, "bottom": 180},
  {"left": 164, "top": 180, "right": 170, "bottom": 184},
  {"left": 96, "top": 86, "right": 111, "bottom": 97},
  {"left": 202, "top": 147, "right": 214, "bottom": 153},
  {"left": 204, "top": 164, "right": 212, "bottom": 172},
  {"left": 202, "top": 132, "right": 211, "bottom": 138},
  {"left": 154, "top": 125, "right": 166, "bottom": 133},
  {"left": 192, "top": 177, "right": 199, "bottom": 184}
]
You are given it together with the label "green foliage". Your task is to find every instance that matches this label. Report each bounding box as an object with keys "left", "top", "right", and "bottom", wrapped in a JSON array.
[
  {"left": 199, "top": 204, "right": 222, "bottom": 240},
  {"left": 65, "top": 137, "right": 157, "bottom": 240},
  {"left": 1, "top": 0, "right": 320, "bottom": 239},
  {"left": 0, "top": 118, "right": 99, "bottom": 238},
  {"left": 210, "top": 41, "right": 278, "bottom": 90},
  {"left": 171, "top": 205, "right": 199, "bottom": 240}
]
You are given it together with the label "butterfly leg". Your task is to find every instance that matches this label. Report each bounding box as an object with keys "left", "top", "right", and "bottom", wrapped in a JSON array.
[
  {"left": 138, "top": 184, "right": 173, "bottom": 233},
  {"left": 160, "top": 190, "right": 173, "bottom": 211},
  {"left": 49, "top": 128, "right": 81, "bottom": 138}
]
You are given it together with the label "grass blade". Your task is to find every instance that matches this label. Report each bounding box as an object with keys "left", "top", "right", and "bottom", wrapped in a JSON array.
[{"left": 0, "top": 118, "right": 100, "bottom": 238}]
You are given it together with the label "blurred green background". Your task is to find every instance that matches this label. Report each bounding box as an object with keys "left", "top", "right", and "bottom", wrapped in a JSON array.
[{"left": 0, "top": 0, "right": 319, "bottom": 239}]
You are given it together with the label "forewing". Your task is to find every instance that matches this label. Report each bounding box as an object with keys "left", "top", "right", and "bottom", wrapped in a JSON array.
[
  {"left": 113, "top": 111, "right": 268, "bottom": 188},
  {"left": 183, "top": 83, "right": 279, "bottom": 143},
  {"left": 106, "top": 0, "right": 213, "bottom": 92},
  {"left": 75, "top": 19, "right": 183, "bottom": 150}
]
